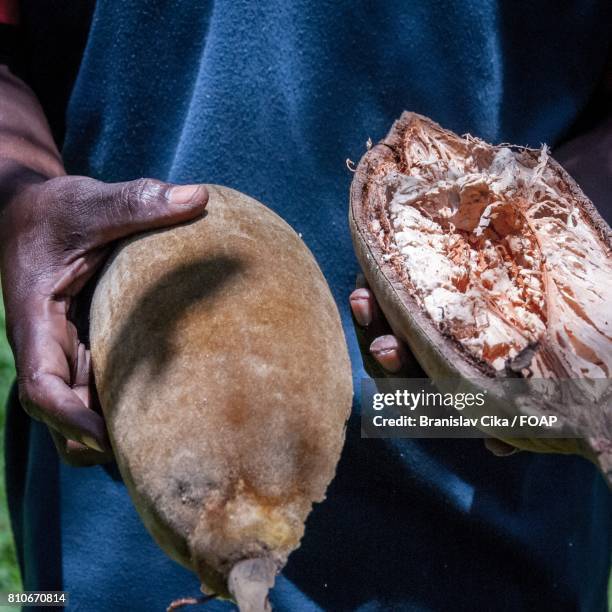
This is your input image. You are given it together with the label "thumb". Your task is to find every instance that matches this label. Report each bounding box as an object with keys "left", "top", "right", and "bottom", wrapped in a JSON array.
[{"left": 89, "top": 178, "right": 208, "bottom": 244}]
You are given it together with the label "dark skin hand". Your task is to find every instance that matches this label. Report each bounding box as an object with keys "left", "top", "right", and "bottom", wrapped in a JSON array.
[
  {"left": 350, "top": 111, "right": 612, "bottom": 457},
  {"left": 0, "top": 65, "right": 208, "bottom": 466}
]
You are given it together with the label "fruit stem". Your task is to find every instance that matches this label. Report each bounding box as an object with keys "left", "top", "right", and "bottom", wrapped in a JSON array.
[{"left": 228, "top": 558, "right": 276, "bottom": 612}]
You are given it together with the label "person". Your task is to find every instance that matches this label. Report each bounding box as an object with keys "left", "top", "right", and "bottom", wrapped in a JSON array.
[{"left": 1, "top": 1, "right": 610, "bottom": 610}]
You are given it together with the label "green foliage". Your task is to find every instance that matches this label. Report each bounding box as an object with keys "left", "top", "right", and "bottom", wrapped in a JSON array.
[{"left": 0, "top": 297, "right": 21, "bottom": 592}]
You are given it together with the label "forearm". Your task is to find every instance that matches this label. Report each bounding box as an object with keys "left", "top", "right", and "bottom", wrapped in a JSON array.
[{"left": 0, "top": 64, "right": 65, "bottom": 191}]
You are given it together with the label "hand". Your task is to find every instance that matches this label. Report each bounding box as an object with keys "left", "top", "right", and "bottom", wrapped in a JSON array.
[
  {"left": 349, "top": 276, "right": 518, "bottom": 457},
  {"left": 0, "top": 174, "right": 208, "bottom": 466},
  {"left": 349, "top": 274, "right": 413, "bottom": 377}
]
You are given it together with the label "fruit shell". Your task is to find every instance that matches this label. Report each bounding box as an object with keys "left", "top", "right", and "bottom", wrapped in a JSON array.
[{"left": 350, "top": 112, "right": 612, "bottom": 483}]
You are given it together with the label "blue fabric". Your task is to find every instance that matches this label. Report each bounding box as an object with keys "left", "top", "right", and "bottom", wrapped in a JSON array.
[{"left": 6, "top": 1, "right": 612, "bottom": 610}]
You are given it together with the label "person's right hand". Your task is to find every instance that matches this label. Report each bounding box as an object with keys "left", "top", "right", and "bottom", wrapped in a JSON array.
[{"left": 0, "top": 174, "right": 208, "bottom": 466}]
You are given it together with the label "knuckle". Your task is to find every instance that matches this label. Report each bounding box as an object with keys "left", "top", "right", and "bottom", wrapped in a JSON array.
[
  {"left": 116, "top": 183, "right": 138, "bottom": 224},
  {"left": 120, "top": 178, "right": 164, "bottom": 217}
]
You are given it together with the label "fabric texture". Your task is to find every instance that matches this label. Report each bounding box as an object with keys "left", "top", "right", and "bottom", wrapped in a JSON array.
[{"left": 6, "top": 1, "right": 612, "bottom": 610}]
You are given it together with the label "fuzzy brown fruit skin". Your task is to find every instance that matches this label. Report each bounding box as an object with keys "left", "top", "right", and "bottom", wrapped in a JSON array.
[
  {"left": 350, "top": 112, "right": 612, "bottom": 485},
  {"left": 90, "top": 185, "right": 352, "bottom": 601}
]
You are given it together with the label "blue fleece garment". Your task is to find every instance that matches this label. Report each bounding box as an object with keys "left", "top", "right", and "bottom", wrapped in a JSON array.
[{"left": 6, "top": 1, "right": 612, "bottom": 610}]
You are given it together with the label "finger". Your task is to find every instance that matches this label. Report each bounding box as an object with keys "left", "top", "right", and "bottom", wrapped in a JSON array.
[
  {"left": 370, "top": 334, "right": 410, "bottom": 374},
  {"left": 71, "top": 342, "right": 91, "bottom": 408},
  {"left": 84, "top": 178, "right": 208, "bottom": 245},
  {"left": 19, "top": 371, "right": 110, "bottom": 453},
  {"left": 13, "top": 297, "right": 109, "bottom": 452},
  {"left": 484, "top": 438, "right": 520, "bottom": 457},
  {"left": 51, "top": 249, "right": 109, "bottom": 297},
  {"left": 350, "top": 285, "right": 416, "bottom": 377},
  {"left": 50, "top": 429, "right": 113, "bottom": 467},
  {"left": 350, "top": 287, "right": 374, "bottom": 327},
  {"left": 349, "top": 287, "right": 390, "bottom": 337}
]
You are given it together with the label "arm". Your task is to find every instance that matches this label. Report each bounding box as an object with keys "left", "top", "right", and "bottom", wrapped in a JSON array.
[
  {"left": 0, "top": 65, "right": 64, "bottom": 183},
  {"left": 0, "top": 63, "right": 209, "bottom": 466}
]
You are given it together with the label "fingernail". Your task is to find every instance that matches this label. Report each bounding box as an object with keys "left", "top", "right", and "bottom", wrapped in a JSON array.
[
  {"left": 370, "top": 335, "right": 403, "bottom": 373},
  {"left": 350, "top": 290, "right": 372, "bottom": 327},
  {"left": 168, "top": 184, "right": 206, "bottom": 206},
  {"left": 81, "top": 435, "right": 106, "bottom": 453}
]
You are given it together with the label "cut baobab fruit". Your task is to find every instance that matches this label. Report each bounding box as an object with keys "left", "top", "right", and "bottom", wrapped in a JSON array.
[
  {"left": 90, "top": 186, "right": 353, "bottom": 610},
  {"left": 350, "top": 112, "right": 611, "bottom": 484}
]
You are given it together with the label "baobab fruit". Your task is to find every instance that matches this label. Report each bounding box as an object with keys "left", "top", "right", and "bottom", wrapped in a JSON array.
[
  {"left": 350, "top": 112, "right": 611, "bottom": 485},
  {"left": 90, "top": 185, "right": 353, "bottom": 609}
]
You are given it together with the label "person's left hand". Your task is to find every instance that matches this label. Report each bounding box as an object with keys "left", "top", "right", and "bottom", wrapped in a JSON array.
[{"left": 349, "top": 276, "right": 518, "bottom": 457}]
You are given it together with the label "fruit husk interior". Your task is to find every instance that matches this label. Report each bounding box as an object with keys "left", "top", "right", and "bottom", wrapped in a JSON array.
[{"left": 350, "top": 112, "right": 612, "bottom": 483}]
